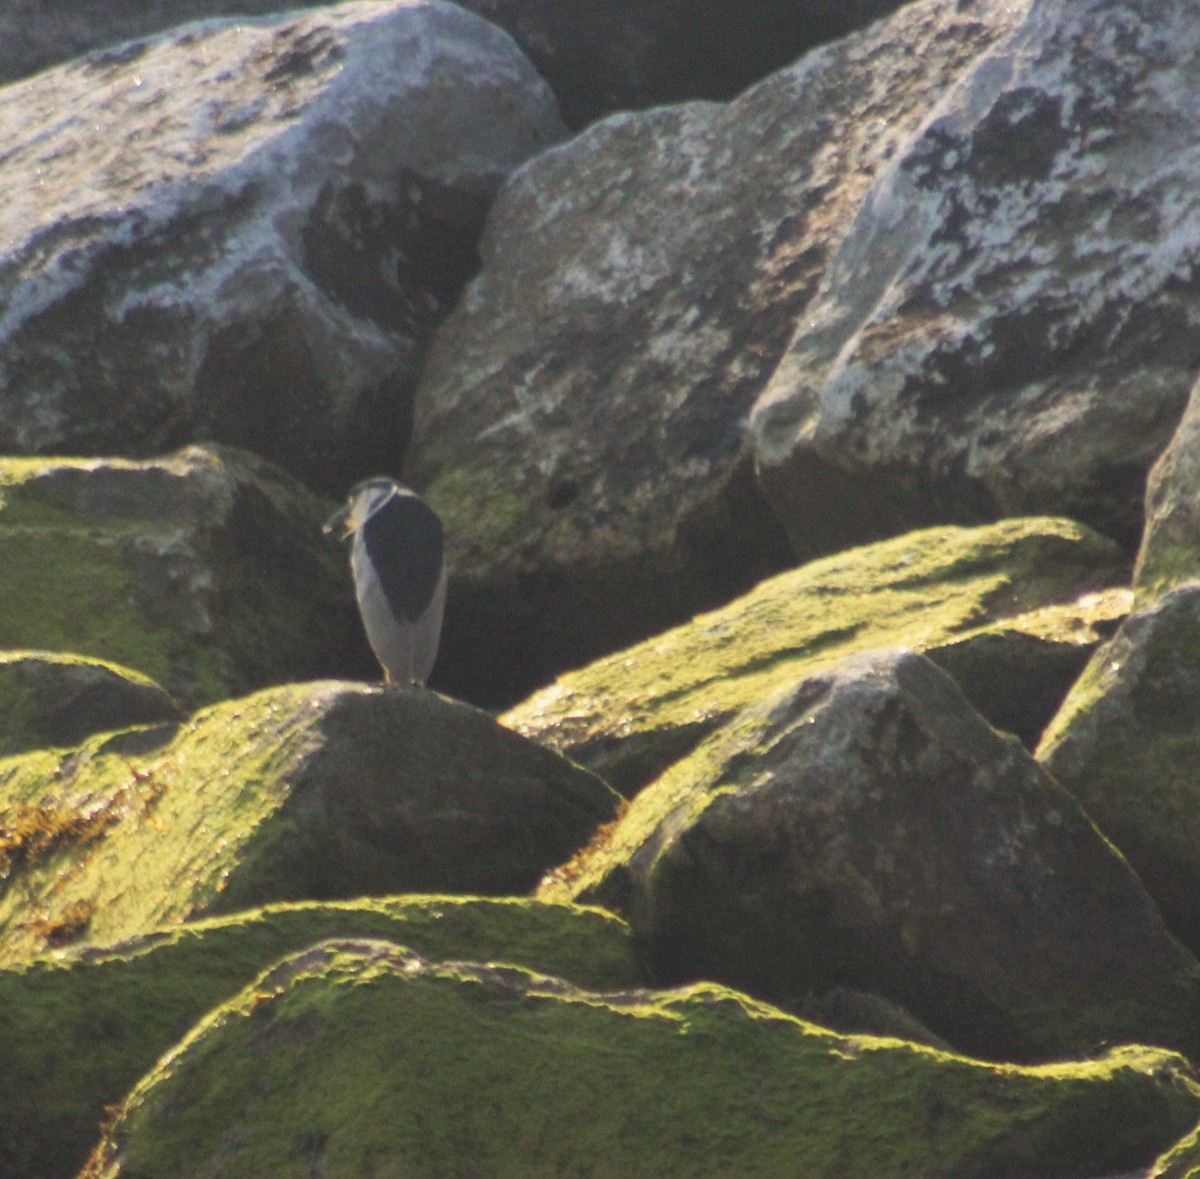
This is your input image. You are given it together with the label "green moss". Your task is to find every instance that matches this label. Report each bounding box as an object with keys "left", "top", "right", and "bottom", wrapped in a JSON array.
[
  {"left": 0, "top": 897, "right": 637, "bottom": 1179},
  {"left": 506, "top": 517, "right": 1127, "bottom": 794},
  {"left": 86, "top": 944, "right": 1200, "bottom": 1179},
  {"left": 424, "top": 464, "right": 530, "bottom": 555}
]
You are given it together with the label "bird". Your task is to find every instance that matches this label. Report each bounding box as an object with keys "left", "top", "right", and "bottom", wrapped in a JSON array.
[{"left": 324, "top": 476, "right": 447, "bottom": 687}]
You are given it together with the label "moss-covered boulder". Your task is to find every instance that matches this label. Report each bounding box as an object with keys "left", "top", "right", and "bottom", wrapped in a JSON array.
[
  {"left": 0, "top": 446, "right": 361, "bottom": 708},
  {"left": 82, "top": 939, "right": 1200, "bottom": 1179},
  {"left": 1038, "top": 583, "right": 1200, "bottom": 954},
  {"left": 0, "top": 651, "right": 179, "bottom": 756},
  {"left": 1156, "top": 1119, "right": 1200, "bottom": 1178},
  {"left": 0, "top": 896, "right": 636, "bottom": 1179},
  {"left": 0, "top": 682, "right": 619, "bottom": 961},
  {"left": 504, "top": 518, "right": 1128, "bottom": 795},
  {"left": 544, "top": 649, "right": 1200, "bottom": 1062}
]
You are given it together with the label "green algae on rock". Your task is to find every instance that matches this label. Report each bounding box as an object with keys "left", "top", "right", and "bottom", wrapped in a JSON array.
[
  {"left": 1038, "top": 583, "right": 1200, "bottom": 955},
  {"left": 544, "top": 649, "right": 1200, "bottom": 1063},
  {"left": 0, "top": 896, "right": 637, "bottom": 1179},
  {"left": 503, "top": 517, "right": 1128, "bottom": 795},
  {"left": 0, "top": 650, "right": 180, "bottom": 757},
  {"left": 82, "top": 939, "right": 1200, "bottom": 1179},
  {"left": 0, "top": 446, "right": 359, "bottom": 708},
  {"left": 0, "top": 681, "right": 619, "bottom": 961}
]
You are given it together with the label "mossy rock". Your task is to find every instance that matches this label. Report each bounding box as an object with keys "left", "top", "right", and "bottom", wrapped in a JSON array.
[
  {"left": 0, "top": 896, "right": 636, "bottom": 1179},
  {"left": 544, "top": 650, "right": 1200, "bottom": 1062},
  {"left": 0, "top": 446, "right": 361, "bottom": 708},
  {"left": 0, "top": 650, "right": 180, "bottom": 756},
  {"left": 83, "top": 940, "right": 1200, "bottom": 1179},
  {"left": 503, "top": 517, "right": 1128, "bottom": 794},
  {"left": 1039, "top": 583, "right": 1200, "bottom": 954},
  {"left": 0, "top": 681, "right": 618, "bottom": 961}
]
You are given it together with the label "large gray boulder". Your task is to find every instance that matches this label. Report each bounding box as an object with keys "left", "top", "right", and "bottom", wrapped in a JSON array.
[
  {"left": 409, "top": 0, "right": 1022, "bottom": 705},
  {"left": 0, "top": 0, "right": 563, "bottom": 492},
  {"left": 549, "top": 650, "right": 1200, "bottom": 1061},
  {"left": 752, "top": 0, "right": 1200, "bottom": 556}
]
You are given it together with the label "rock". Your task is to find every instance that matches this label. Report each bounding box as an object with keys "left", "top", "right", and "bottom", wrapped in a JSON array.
[
  {"left": 0, "top": 1, "right": 563, "bottom": 492},
  {"left": 0, "top": 652, "right": 179, "bottom": 757},
  {"left": 1038, "top": 584, "right": 1200, "bottom": 954},
  {"left": 503, "top": 518, "right": 1128, "bottom": 796},
  {"left": 408, "top": 0, "right": 1023, "bottom": 707},
  {"left": 548, "top": 650, "right": 1200, "bottom": 1061},
  {"left": 1134, "top": 375, "right": 1200, "bottom": 602},
  {"left": 0, "top": 896, "right": 637, "bottom": 1179},
  {"left": 0, "top": 681, "right": 620, "bottom": 961},
  {"left": 84, "top": 940, "right": 1200, "bottom": 1179},
  {"left": 752, "top": 0, "right": 1200, "bottom": 557},
  {"left": 0, "top": 445, "right": 360, "bottom": 707}
]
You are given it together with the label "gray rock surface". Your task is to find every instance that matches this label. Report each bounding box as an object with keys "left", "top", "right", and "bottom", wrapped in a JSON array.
[
  {"left": 1039, "top": 583, "right": 1200, "bottom": 954},
  {"left": 0, "top": 0, "right": 913, "bottom": 130},
  {"left": 752, "top": 0, "right": 1200, "bottom": 555},
  {"left": 410, "top": 0, "right": 1021, "bottom": 705},
  {"left": 0, "top": 0, "right": 563, "bottom": 492},
  {"left": 557, "top": 650, "right": 1200, "bottom": 1060}
]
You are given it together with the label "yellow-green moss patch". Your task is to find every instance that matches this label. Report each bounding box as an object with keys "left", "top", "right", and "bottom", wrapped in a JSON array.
[
  {"left": 84, "top": 941, "right": 1200, "bottom": 1179},
  {"left": 504, "top": 517, "right": 1127, "bottom": 793},
  {"left": 0, "top": 896, "right": 637, "bottom": 1179}
]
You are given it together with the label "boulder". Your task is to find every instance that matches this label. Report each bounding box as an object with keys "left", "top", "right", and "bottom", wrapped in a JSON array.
[
  {"left": 1135, "top": 375, "right": 1200, "bottom": 601},
  {"left": 0, "top": 896, "right": 637, "bottom": 1179},
  {"left": 1038, "top": 583, "right": 1200, "bottom": 954},
  {"left": 0, "top": 681, "right": 619, "bottom": 961},
  {"left": 84, "top": 940, "right": 1200, "bottom": 1179},
  {"left": 548, "top": 650, "right": 1200, "bottom": 1061},
  {"left": 0, "top": 0, "right": 920, "bottom": 131},
  {"left": 409, "top": 0, "right": 1024, "bottom": 707},
  {"left": 0, "top": 0, "right": 563, "bottom": 492},
  {"left": 752, "top": 0, "right": 1200, "bottom": 557},
  {"left": 504, "top": 518, "right": 1128, "bottom": 796},
  {"left": 0, "top": 652, "right": 179, "bottom": 757},
  {"left": 0, "top": 446, "right": 360, "bottom": 707}
]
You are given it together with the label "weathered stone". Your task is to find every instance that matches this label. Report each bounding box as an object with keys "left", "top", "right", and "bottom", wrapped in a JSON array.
[
  {"left": 0, "top": 446, "right": 360, "bottom": 707},
  {"left": 0, "top": 681, "right": 619, "bottom": 961},
  {"left": 84, "top": 940, "right": 1200, "bottom": 1179},
  {"left": 1038, "top": 584, "right": 1200, "bottom": 954},
  {"left": 549, "top": 650, "right": 1200, "bottom": 1061},
  {"left": 752, "top": 0, "right": 1200, "bottom": 556},
  {"left": 409, "top": 0, "right": 1022, "bottom": 707},
  {"left": 1135, "top": 375, "right": 1200, "bottom": 602},
  {"left": 0, "top": 1, "right": 563, "bottom": 492},
  {"left": 0, "top": 652, "right": 179, "bottom": 757},
  {"left": 504, "top": 518, "right": 1128, "bottom": 796},
  {"left": 0, "top": 896, "right": 637, "bottom": 1179}
]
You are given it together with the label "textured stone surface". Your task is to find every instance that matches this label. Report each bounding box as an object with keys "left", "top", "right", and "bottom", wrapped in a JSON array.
[
  {"left": 504, "top": 518, "right": 1128, "bottom": 795},
  {"left": 0, "top": 446, "right": 358, "bottom": 707},
  {"left": 0, "top": 0, "right": 563, "bottom": 492},
  {"left": 0, "top": 897, "right": 637, "bottom": 1179},
  {"left": 1135, "top": 375, "right": 1200, "bottom": 601},
  {"left": 0, "top": 0, "right": 914, "bottom": 131},
  {"left": 752, "top": 0, "right": 1200, "bottom": 556},
  {"left": 85, "top": 941, "right": 1200, "bottom": 1179},
  {"left": 0, "top": 652, "right": 179, "bottom": 757},
  {"left": 549, "top": 650, "right": 1200, "bottom": 1061},
  {"left": 0, "top": 681, "right": 619, "bottom": 961},
  {"left": 410, "top": 0, "right": 1022, "bottom": 706},
  {"left": 1039, "top": 583, "right": 1200, "bottom": 954}
]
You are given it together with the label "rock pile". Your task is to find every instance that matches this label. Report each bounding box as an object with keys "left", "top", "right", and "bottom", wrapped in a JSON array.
[{"left": 5, "top": 1, "right": 1200, "bottom": 1176}]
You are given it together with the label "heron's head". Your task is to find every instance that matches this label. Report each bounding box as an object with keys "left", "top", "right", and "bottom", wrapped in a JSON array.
[{"left": 323, "top": 477, "right": 403, "bottom": 540}]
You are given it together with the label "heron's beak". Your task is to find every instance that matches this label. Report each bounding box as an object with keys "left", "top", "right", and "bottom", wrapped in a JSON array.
[{"left": 322, "top": 503, "right": 355, "bottom": 539}]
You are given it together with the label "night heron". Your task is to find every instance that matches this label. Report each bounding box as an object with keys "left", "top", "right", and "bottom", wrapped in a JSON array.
[{"left": 324, "top": 477, "right": 447, "bottom": 687}]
